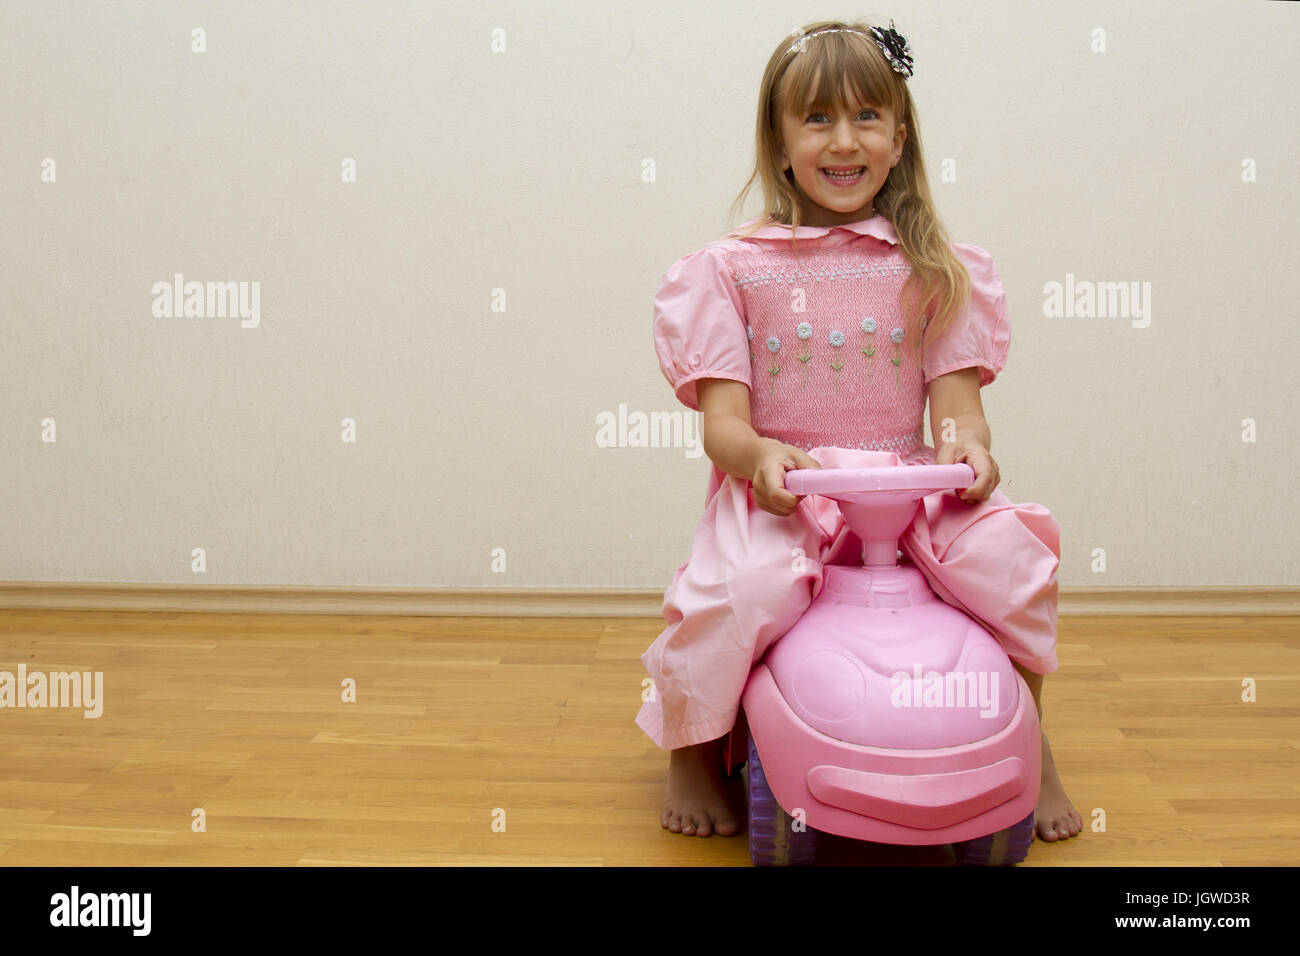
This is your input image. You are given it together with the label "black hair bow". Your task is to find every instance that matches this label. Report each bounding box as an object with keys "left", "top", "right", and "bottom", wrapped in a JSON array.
[{"left": 870, "top": 20, "right": 914, "bottom": 78}]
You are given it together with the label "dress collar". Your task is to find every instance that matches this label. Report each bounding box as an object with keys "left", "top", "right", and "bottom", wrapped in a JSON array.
[{"left": 728, "top": 212, "right": 899, "bottom": 246}]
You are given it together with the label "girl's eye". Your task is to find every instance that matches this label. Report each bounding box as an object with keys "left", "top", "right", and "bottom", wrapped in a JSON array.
[{"left": 808, "top": 109, "right": 878, "bottom": 123}]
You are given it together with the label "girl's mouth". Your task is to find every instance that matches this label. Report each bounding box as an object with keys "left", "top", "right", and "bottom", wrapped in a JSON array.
[{"left": 821, "top": 167, "right": 865, "bottom": 186}]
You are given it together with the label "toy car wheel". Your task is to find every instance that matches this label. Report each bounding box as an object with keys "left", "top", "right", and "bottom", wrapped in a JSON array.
[
  {"left": 951, "top": 810, "right": 1036, "bottom": 866},
  {"left": 747, "top": 730, "right": 818, "bottom": 866}
]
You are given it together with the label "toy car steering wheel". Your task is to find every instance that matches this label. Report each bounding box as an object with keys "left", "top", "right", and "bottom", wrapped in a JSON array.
[{"left": 785, "top": 463, "right": 976, "bottom": 498}]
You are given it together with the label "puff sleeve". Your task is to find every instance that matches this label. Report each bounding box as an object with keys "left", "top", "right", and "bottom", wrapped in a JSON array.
[
  {"left": 921, "top": 243, "right": 1012, "bottom": 388},
  {"left": 652, "top": 243, "right": 752, "bottom": 411}
]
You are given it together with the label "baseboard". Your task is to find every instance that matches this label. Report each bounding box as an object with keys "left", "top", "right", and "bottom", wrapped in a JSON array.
[{"left": 0, "top": 582, "right": 1297, "bottom": 616}]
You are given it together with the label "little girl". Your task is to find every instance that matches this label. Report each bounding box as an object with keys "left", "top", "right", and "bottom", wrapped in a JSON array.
[{"left": 636, "top": 19, "right": 1082, "bottom": 845}]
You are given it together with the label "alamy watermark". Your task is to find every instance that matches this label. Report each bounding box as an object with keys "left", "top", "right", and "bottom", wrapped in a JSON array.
[
  {"left": 596, "top": 403, "right": 703, "bottom": 458},
  {"left": 890, "top": 665, "right": 1000, "bottom": 719},
  {"left": 49, "top": 885, "right": 150, "bottom": 935},
  {"left": 151, "top": 273, "right": 260, "bottom": 328},
  {"left": 0, "top": 665, "right": 103, "bottom": 717},
  {"left": 1043, "top": 274, "right": 1151, "bottom": 328}
]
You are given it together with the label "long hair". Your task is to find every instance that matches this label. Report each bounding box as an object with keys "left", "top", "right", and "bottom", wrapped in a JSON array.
[{"left": 725, "top": 19, "right": 972, "bottom": 349}]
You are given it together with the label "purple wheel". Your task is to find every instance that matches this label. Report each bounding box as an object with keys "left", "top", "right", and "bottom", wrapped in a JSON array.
[
  {"left": 747, "top": 731, "right": 818, "bottom": 866},
  {"left": 952, "top": 810, "right": 1035, "bottom": 866}
]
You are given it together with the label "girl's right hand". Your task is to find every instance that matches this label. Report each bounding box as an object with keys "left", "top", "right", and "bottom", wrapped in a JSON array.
[{"left": 750, "top": 440, "right": 823, "bottom": 516}]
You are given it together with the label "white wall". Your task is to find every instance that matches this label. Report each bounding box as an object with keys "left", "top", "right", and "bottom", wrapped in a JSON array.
[{"left": 2, "top": 0, "right": 1296, "bottom": 588}]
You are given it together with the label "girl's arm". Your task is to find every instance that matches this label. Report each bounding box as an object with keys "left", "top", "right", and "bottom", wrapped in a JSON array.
[
  {"left": 697, "top": 378, "right": 769, "bottom": 482},
  {"left": 926, "top": 367, "right": 999, "bottom": 502},
  {"left": 697, "top": 377, "right": 821, "bottom": 515}
]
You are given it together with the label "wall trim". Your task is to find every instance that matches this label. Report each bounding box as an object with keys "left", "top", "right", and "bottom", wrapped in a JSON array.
[{"left": 0, "top": 582, "right": 1297, "bottom": 616}]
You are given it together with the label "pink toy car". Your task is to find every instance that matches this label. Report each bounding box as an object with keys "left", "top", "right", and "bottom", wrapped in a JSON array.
[{"left": 721, "top": 461, "right": 1040, "bottom": 865}]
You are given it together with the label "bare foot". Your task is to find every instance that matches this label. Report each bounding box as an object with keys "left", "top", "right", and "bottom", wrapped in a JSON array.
[
  {"left": 660, "top": 737, "right": 741, "bottom": 837},
  {"left": 1035, "top": 730, "right": 1082, "bottom": 842}
]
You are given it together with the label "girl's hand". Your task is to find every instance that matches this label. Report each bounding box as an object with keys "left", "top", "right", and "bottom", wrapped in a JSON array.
[
  {"left": 935, "top": 439, "right": 999, "bottom": 503},
  {"left": 751, "top": 439, "right": 822, "bottom": 516}
]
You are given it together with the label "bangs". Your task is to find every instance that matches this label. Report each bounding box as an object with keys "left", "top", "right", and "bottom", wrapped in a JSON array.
[{"left": 776, "top": 31, "right": 901, "bottom": 122}]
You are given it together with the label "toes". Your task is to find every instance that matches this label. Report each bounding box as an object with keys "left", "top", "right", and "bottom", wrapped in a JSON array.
[
  {"left": 677, "top": 811, "right": 703, "bottom": 835},
  {"left": 1053, "top": 811, "right": 1082, "bottom": 839},
  {"left": 1037, "top": 814, "right": 1084, "bottom": 841},
  {"left": 714, "top": 815, "right": 740, "bottom": 836},
  {"left": 711, "top": 794, "right": 741, "bottom": 836},
  {"left": 662, "top": 803, "right": 741, "bottom": 838},
  {"left": 679, "top": 811, "right": 732, "bottom": 837},
  {"left": 706, "top": 809, "right": 738, "bottom": 837}
]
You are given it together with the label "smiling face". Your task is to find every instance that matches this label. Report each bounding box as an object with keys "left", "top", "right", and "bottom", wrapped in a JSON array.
[{"left": 778, "top": 73, "right": 907, "bottom": 227}]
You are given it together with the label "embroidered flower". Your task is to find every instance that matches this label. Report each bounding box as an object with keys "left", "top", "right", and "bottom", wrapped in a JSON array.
[
  {"left": 796, "top": 322, "right": 813, "bottom": 384},
  {"left": 860, "top": 316, "right": 877, "bottom": 380},
  {"left": 766, "top": 336, "right": 782, "bottom": 397},
  {"left": 890, "top": 326, "right": 905, "bottom": 385},
  {"left": 747, "top": 324, "right": 755, "bottom": 364},
  {"left": 828, "top": 329, "right": 846, "bottom": 394}
]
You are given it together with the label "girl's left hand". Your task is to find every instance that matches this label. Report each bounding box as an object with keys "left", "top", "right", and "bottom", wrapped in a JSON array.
[{"left": 935, "top": 440, "right": 999, "bottom": 503}]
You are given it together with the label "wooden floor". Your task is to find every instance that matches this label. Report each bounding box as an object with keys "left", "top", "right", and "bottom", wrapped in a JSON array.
[{"left": 0, "top": 609, "right": 1296, "bottom": 865}]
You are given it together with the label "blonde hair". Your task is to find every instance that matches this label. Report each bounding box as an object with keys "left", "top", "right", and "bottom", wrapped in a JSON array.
[{"left": 726, "top": 19, "right": 972, "bottom": 349}]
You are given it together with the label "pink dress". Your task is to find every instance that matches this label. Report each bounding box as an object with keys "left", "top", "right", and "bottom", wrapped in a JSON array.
[{"left": 635, "top": 213, "right": 1061, "bottom": 752}]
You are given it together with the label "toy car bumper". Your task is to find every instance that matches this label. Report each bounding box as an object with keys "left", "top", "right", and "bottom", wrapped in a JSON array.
[{"left": 740, "top": 662, "right": 1042, "bottom": 846}]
